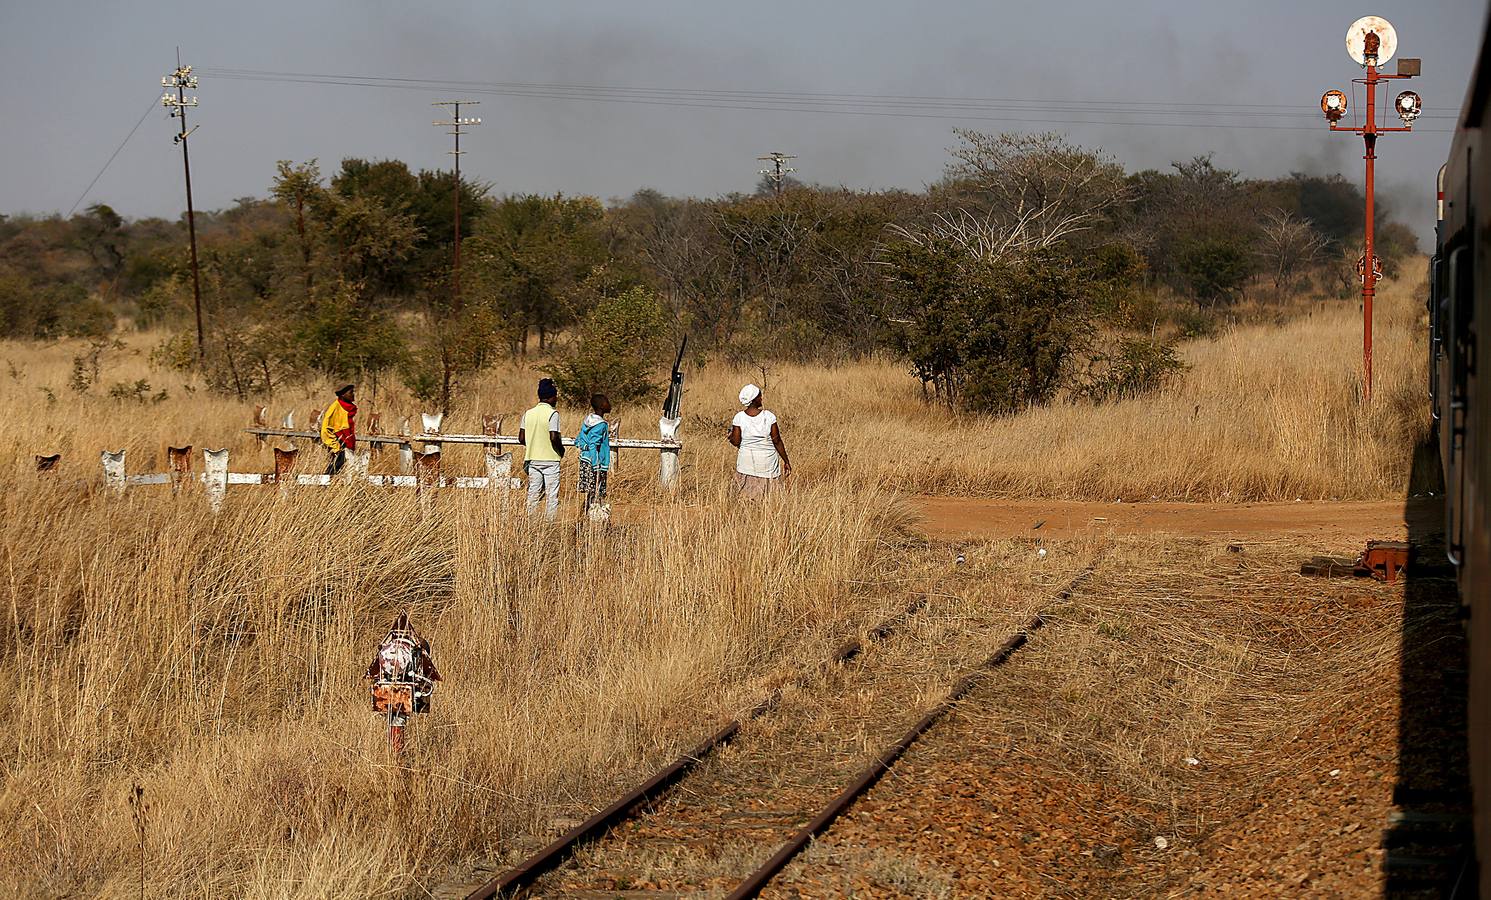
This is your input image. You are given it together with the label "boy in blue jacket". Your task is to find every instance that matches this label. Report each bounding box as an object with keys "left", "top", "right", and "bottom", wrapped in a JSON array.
[{"left": 574, "top": 393, "right": 612, "bottom": 513}]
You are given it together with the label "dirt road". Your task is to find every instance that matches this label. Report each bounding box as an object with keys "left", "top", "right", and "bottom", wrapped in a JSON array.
[{"left": 911, "top": 496, "right": 1440, "bottom": 546}]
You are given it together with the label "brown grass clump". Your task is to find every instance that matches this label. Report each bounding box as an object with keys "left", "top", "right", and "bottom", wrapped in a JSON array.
[{"left": 0, "top": 475, "right": 907, "bottom": 897}]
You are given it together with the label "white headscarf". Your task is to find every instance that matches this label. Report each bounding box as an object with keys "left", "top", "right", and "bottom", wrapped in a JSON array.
[{"left": 739, "top": 383, "right": 761, "bottom": 406}]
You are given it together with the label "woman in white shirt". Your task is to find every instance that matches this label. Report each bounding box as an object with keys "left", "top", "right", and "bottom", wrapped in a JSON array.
[{"left": 729, "top": 383, "right": 792, "bottom": 497}]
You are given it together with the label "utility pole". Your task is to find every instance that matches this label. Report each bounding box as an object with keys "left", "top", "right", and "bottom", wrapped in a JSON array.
[
  {"left": 432, "top": 100, "right": 481, "bottom": 309},
  {"left": 1320, "top": 16, "right": 1421, "bottom": 404},
  {"left": 161, "top": 55, "right": 205, "bottom": 363},
  {"left": 757, "top": 152, "right": 797, "bottom": 197}
]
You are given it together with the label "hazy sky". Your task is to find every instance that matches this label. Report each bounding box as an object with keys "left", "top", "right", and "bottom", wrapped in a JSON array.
[{"left": 0, "top": 1, "right": 1484, "bottom": 243}]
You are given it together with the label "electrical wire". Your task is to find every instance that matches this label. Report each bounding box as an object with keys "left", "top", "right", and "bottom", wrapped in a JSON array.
[
  {"left": 67, "top": 94, "right": 161, "bottom": 217},
  {"left": 198, "top": 69, "right": 1453, "bottom": 132},
  {"left": 198, "top": 65, "right": 1456, "bottom": 118}
]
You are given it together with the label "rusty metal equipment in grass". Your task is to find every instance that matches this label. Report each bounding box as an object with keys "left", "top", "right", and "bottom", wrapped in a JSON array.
[
  {"left": 364, "top": 612, "right": 441, "bottom": 755},
  {"left": 1300, "top": 539, "right": 1413, "bottom": 584}
]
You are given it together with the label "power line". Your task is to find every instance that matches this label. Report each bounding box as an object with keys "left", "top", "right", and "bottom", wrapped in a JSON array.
[
  {"left": 199, "top": 65, "right": 1455, "bottom": 116},
  {"left": 67, "top": 95, "right": 160, "bottom": 217},
  {"left": 757, "top": 152, "right": 796, "bottom": 196},
  {"left": 432, "top": 100, "right": 480, "bottom": 309},
  {"left": 197, "top": 68, "right": 1455, "bottom": 132},
  {"left": 161, "top": 55, "right": 205, "bottom": 364}
]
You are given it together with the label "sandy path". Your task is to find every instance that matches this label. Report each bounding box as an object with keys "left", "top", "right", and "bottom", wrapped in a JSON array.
[{"left": 910, "top": 496, "right": 1441, "bottom": 545}]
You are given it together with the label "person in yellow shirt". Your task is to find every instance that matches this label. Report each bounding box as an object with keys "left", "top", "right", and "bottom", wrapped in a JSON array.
[
  {"left": 319, "top": 384, "right": 357, "bottom": 476},
  {"left": 517, "top": 378, "right": 564, "bottom": 519}
]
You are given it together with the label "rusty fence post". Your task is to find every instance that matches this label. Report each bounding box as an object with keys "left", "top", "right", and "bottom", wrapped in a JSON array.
[
  {"left": 367, "top": 411, "right": 382, "bottom": 456},
  {"left": 167, "top": 445, "right": 193, "bottom": 494},
  {"left": 272, "top": 446, "right": 298, "bottom": 493}
]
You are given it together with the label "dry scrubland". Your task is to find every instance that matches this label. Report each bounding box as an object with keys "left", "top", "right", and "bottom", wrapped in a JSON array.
[
  {"left": 0, "top": 268, "right": 1430, "bottom": 896},
  {"left": 0, "top": 263, "right": 1428, "bottom": 502}
]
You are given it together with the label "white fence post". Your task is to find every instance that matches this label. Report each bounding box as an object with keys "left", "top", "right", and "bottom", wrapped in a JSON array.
[
  {"left": 101, "top": 450, "right": 126, "bottom": 495},
  {"left": 343, "top": 448, "right": 371, "bottom": 483},
  {"left": 399, "top": 417, "right": 414, "bottom": 475},
  {"left": 659, "top": 417, "right": 681, "bottom": 489},
  {"left": 421, "top": 412, "right": 443, "bottom": 457},
  {"left": 203, "top": 448, "right": 228, "bottom": 513}
]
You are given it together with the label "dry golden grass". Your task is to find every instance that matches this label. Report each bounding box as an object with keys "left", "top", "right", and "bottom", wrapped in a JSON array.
[
  {"left": 0, "top": 266, "right": 1429, "bottom": 897},
  {"left": 0, "top": 261, "right": 1425, "bottom": 502},
  {"left": 1, "top": 476, "right": 915, "bottom": 898}
]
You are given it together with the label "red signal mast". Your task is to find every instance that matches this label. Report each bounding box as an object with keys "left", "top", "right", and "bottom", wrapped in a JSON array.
[{"left": 1321, "top": 17, "right": 1422, "bottom": 404}]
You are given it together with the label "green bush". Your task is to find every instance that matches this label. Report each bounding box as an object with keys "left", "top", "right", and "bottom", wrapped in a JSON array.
[
  {"left": 1177, "top": 238, "right": 1253, "bottom": 307},
  {"left": 552, "top": 285, "right": 668, "bottom": 403},
  {"left": 884, "top": 241, "right": 1094, "bottom": 416},
  {"left": 1073, "top": 337, "right": 1187, "bottom": 404}
]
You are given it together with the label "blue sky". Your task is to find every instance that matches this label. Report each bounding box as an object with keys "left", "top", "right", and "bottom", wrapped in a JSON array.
[{"left": 0, "top": 0, "right": 1483, "bottom": 242}]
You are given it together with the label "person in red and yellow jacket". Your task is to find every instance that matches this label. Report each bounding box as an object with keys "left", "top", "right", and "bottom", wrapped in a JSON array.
[{"left": 320, "top": 384, "right": 357, "bottom": 475}]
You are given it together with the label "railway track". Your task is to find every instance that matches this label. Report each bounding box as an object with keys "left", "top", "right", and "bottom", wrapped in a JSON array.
[
  {"left": 460, "top": 561, "right": 1098, "bottom": 899},
  {"left": 460, "top": 593, "right": 930, "bottom": 899}
]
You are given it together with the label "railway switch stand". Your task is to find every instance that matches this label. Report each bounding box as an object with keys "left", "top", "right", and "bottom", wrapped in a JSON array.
[{"left": 365, "top": 613, "right": 442, "bottom": 754}]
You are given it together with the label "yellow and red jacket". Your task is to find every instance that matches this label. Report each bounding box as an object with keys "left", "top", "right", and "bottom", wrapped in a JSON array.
[{"left": 320, "top": 398, "right": 356, "bottom": 451}]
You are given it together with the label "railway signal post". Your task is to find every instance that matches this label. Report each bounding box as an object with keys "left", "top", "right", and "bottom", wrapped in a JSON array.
[{"left": 1320, "top": 16, "right": 1422, "bottom": 404}]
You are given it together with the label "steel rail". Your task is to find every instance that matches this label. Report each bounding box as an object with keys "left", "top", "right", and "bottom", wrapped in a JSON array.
[
  {"left": 244, "top": 427, "right": 681, "bottom": 451},
  {"left": 463, "top": 594, "right": 927, "bottom": 900},
  {"left": 725, "top": 565, "right": 1098, "bottom": 900}
]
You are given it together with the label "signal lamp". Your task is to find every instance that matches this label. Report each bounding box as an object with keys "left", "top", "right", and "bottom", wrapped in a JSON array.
[
  {"left": 1395, "top": 91, "right": 1422, "bottom": 123},
  {"left": 1321, "top": 90, "right": 1348, "bottom": 122}
]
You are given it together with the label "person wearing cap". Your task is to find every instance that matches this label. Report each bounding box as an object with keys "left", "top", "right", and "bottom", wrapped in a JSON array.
[
  {"left": 518, "top": 378, "right": 565, "bottom": 519},
  {"left": 319, "top": 384, "right": 357, "bottom": 476},
  {"left": 729, "top": 383, "right": 791, "bottom": 498}
]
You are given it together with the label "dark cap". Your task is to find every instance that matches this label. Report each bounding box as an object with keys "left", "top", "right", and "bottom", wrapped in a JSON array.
[
  {"left": 537, "top": 378, "right": 557, "bottom": 400},
  {"left": 335, "top": 384, "right": 355, "bottom": 398}
]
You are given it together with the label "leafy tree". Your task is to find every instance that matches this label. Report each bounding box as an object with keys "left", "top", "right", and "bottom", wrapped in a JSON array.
[
  {"left": 293, "top": 277, "right": 404, "bottom": 380},
  {"left": 400, "top": 298, "right": 509, "bottom": 413},
  {"left": 551, "top": 283, "right": 668, "bottom": 403},
  {"left": 1177, "top": 238, "right": 1254, "bottom": 308},
  {"left": 465, "top": 194, "right": 606, "bottom": 351},
  {"left": 883, "top": 240, "right": 1094, "bottom": 415},
  {"left": 271, "top": 159, "right": 324, "bottom": 294}
]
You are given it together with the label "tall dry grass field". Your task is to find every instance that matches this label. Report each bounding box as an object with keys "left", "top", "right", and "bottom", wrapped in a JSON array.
[{"left": 0, "top": 265, "right": 1429, "bottom": 896}]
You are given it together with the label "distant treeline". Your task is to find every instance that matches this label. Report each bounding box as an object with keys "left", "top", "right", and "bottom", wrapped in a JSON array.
[{"left": 0, "top": 132, "right": 1417, "bottom": 414}]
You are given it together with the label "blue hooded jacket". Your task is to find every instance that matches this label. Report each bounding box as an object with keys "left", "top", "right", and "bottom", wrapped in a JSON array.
[{"left": 574, "top": 415, "right": 611, "bottom": 468}]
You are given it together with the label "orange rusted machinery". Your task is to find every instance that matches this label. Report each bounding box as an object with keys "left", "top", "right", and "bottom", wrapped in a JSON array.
[
  {"left": 364, "top": 612, "right": 441, "bottom": 754},
  {"left": 1300, "top": 540, "right": 1413, "bottom": 584}
]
